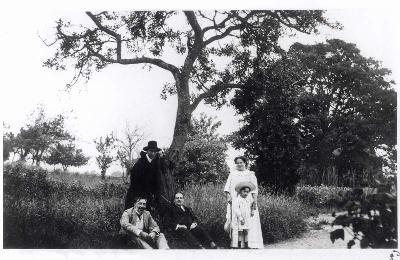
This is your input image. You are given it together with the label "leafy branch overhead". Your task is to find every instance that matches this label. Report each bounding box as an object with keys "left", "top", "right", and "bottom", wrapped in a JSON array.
[{"left": 44, "top": 10, "right": 340, "bottom": 109}]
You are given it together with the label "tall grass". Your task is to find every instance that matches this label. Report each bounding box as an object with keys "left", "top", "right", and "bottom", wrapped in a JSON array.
[
  {"left": 4, "top": 162, "right": 320, "bottom": 248},
  {"left": 4, "top": 163, "right": 126, "bottom": 248},
  {"left": 182, "top": 183, "right": 317, "bottom": 244},
  {"left": 296, "top": 184, "right": 352, "bottom": 209}
]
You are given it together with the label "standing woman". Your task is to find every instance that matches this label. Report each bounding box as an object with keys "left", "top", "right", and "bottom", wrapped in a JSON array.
[{"left": 224, "top": 156, "right": 264, "bottom": 248}]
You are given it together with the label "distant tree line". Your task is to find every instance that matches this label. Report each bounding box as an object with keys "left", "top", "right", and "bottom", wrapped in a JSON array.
[
  {"left": 3, "top": 107, "right": 89, "bottom": 171},
  {"left": 231, "top": 39, "right": 396, "bottom": 194}
]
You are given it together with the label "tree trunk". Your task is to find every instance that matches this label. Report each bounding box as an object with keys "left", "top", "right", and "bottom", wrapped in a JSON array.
[
  {"left": 36, "top": 150, "right": 44, "bottom": 166},
  {"left": 168, "top": 103, "right": 192, "bottom": 161},
  {"left": 168, "top": 78, "right": 192, "bottom": 162},
  {"left": 159, "top": 77, "right": 192, "bottom": 203}
]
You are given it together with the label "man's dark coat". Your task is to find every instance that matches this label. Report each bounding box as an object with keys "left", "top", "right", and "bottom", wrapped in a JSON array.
[
  {"left": 124, "top": 151, "right": 160, "bottom": 210},
  {"left": 167, "top": 204, "right": 199, "bottom": 229},
  {"left": 166, "top": 204, "right": 214, "bottom": 248}
]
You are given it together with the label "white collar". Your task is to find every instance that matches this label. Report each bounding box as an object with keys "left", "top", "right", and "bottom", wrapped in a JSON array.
[
  {"left": 134, "top": 209, "right": 143, "bottom": 218},
  {"left": 146, "top": 153, "right": 153, "bottom": 163}
]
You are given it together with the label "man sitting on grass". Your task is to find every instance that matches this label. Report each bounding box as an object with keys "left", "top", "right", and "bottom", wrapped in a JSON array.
[
  {"left": 167, "top": 192, "right": 218, "bottom": 249},
  {"left": 120, "top": 197, "right": 169, "bottom": 249}
]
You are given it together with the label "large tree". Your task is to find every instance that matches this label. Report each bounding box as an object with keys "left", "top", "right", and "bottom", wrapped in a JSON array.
[
  {"left": 292, "top": 39, "right": 396, "bottom": 186},
  {"left": 44, "top": 10, "right": 338, "bottom": 198},
  {"left": 231, "top": 57, "right": 303, "bottom": 194},
  {"left": 232, "top": 39, "right": 396, "bottom": 189}
]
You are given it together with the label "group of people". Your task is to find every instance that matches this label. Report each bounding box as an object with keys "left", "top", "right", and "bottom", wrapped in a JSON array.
[{"left": 119, "top": 141, "right": 264, "bottom": 249}]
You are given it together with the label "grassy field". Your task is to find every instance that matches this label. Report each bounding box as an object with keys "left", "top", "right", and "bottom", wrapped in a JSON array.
[{"left": 3, "top": 162, "right": 338, "bottom": 248}]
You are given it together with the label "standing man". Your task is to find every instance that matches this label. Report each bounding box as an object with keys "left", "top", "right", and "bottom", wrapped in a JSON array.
[
  {"left": 120, "top": 197, "right": 169, "bottom": 249},
  {"left": 167, "top": 192, "right": 218, "bottom": 249},
  {"left": 124, "top": 141, "right": 161, "bottom": 210}
]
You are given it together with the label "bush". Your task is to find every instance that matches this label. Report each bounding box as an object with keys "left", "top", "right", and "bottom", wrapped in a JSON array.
[
  {"left": 258, "top": 187, "right": 316, "bottom": 242},
  {"left": 173, "top": 113, "right": 230, "bottom": 187},
  {"left": 4, "top": 162, "right": 126, "bottom": 248},
  {"left": 296, "top": 184, "right": 352, "bottom": 209},
  {"left": 4, "top": 163, "right": 316, "bottom": 248},
  {"left": 330, "top": 175, "right": 397, "bottom": 249},
  {"left": 182, "top": 183, "right": 316, "bottom": 245}
]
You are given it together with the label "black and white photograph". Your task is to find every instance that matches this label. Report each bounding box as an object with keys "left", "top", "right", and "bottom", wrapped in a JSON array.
[{"left": 1, "top": 0, "right": 398, "bottom": 259}]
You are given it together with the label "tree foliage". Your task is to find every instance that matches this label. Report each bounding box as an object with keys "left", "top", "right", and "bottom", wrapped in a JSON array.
[
  {"left": 44, "top": 10, "right": 339, "bottom": 160},
  {"left": 8, "top": 108, "right": 73, "bottom": 166},
  {"left": 231, "top": 39, "right": 396, "bottom": 191},
  {"left": 94, "top": 133, "right": 116, "bottom": 179},
  {"left": 3, "top": 124, "right": 15, "bottom": 161},
  {"left": 231, "top": 57, "right": 303, "bottom": 195},
  {"left": 45, "top": 142, "right": 89, "bottom": 171},
  {"left": 330, "top": 174, "right": 397, "bottom": 248},
  {"left": 291, "top": 39, "right": 396, "bottom": 186},
  {"left": 174, "top": 113, "right": 230, "bottom": 186}
]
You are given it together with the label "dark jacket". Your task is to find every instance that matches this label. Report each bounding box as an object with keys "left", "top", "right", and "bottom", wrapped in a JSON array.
[
  {"left": 124, "top": 151, "right": 160, "bottom": 209},
  {"left": 167, "top": 204, "right": 199, "bottom": 230}
]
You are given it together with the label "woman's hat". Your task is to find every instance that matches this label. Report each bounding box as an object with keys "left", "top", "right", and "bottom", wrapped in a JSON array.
[
  {"left": 143, "top": 141, "right": 161, "bottom": 152},
  {"left": 235, "top": 181, "right": 256, "bottom": 193}
]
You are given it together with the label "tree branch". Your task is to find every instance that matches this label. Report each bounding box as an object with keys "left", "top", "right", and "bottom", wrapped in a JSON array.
[
  {"left": 190, "top": 83, "right": 242, "bottom": 111},
  {"left": 265, "top": 11, "right": 314, "bottom": 34},
  {"left": 184, "top": 11, "right": 203, "bottom": 39},
  {"left": 203, "top": 11, "right": 257, "bottom": 46},
  {"left": 182, "top": 11, "right": 205, "bottom": 79},
  {"left": 86, "top": 11, "right": 122, "bottom": 60},
  {"left": 86, "top": 46, "right": 180, "bottom": 74},
  {"left": 202, "top": 11, "right": 233, "bottom": 33}
]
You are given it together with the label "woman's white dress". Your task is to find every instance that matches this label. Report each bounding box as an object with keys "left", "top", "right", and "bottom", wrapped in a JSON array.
[{"left": 224, "top": 169, "right": 264, "bottom": 248}]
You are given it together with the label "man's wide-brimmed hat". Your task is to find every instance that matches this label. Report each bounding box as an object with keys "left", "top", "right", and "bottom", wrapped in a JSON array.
[
  {"left": 143, "top": 141, "right": 161, "bottom": 152},
  {"left": 235, "top": 181, "right": 256, "bottom": 193}
]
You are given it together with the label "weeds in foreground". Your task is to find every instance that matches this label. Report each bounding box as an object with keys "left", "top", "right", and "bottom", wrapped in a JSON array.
[{"left": 4, "top": 163, "right": 321, "bottom": 248}]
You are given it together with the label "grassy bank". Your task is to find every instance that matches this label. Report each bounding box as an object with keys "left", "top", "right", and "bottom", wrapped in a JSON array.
[{"left": 4, "top": 163, "right": 320, "bottom": 248}]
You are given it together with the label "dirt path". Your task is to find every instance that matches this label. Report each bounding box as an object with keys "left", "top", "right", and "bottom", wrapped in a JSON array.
[{"left": 264, "top": 212, "right": 357, "bottom": 249}]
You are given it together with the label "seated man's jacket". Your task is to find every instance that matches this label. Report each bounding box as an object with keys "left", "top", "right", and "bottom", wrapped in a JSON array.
[
  {"left": 167, "top": 204, "right": 199, "bottom": 230},
  {"left": 120, "top": 207, "right": 160, "bottom": 236}
]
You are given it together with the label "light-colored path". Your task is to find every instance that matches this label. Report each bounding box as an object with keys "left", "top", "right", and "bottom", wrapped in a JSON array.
[{"left": 264, "top": 213, "right": 357, "bottom": 249}]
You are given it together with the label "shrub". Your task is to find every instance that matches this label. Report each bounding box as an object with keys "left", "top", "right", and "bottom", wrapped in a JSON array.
[
  {"left": 3, "top": 163, "right": 126, "bottom": 248},
  {"left": 258, "top": 187, "right": 316, "bottom": 242},
  {"left": 4, "top": 163, "right": 316, "bottom": 248},
  {"left": 182, "top": 183, "right": 315, "bottom": 245},
  {"left": 330, "top": 175, "right": 397, "bottom": 249},
  {"left": 296, "top": 184, "right": 352, "bottom": 209}
]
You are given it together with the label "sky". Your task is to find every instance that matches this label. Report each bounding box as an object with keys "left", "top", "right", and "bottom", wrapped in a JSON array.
[{"left": 1, "top": 5, "right": 399, "bottom": 175}]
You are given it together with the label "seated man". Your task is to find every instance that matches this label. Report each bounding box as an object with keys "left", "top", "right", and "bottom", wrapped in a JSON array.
[
  {"left": 167, "top": 192, "right": 218, "bottom": 249},
  {"left": 120, "top": 197, "right": 169, "bottom": 249}
]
